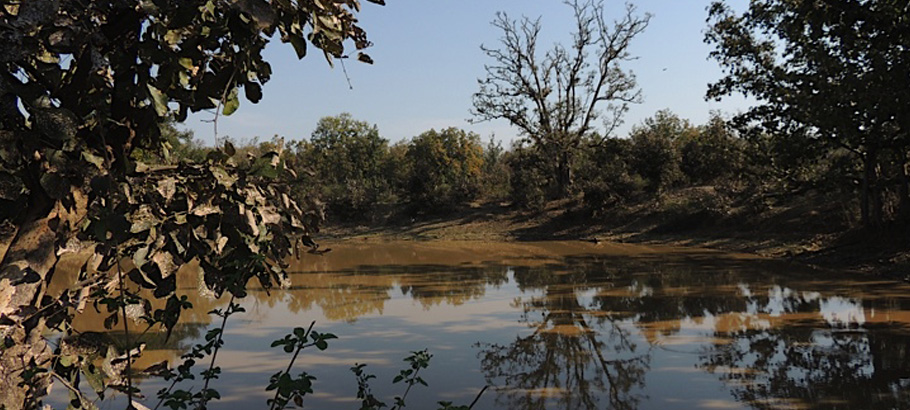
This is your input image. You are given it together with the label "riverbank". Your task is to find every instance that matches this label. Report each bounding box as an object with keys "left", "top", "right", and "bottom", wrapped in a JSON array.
[{"left": 321, "top": 192, "right": 910, "bottom": 279}]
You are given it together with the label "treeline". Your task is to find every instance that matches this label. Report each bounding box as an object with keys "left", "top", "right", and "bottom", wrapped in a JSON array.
[{"left": 159, "top": 109, "right": 907, "bottom": 228}]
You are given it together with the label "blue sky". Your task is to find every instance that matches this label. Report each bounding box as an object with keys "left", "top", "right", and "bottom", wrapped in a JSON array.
[{"left": 183, "top": 0, "right": 751, "bottom": 145}]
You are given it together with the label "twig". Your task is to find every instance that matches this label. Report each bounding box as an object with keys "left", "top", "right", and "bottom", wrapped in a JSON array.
[
  {"left": 268, "top": 321, "right": 316, "bottom": 410},
  {"left": 467, "top": 385, "right": 489, "bottom": 409},
  {"left": 339, "top": 57, "right": 354, "bottom": 90},
  {"left": 211, "top": 71, "right": 237, "bottom": 142},
  {"left": 197, "top": 295, "right": 236, "bottom": 410},
  {"left": 50, "top": 370, "right": 93, "bottom": 405},
  {"left": 116, "top": 257, "right": 134, "bottom": 407}
]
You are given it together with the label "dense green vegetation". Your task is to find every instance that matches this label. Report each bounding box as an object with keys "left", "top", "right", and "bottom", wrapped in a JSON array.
[{"left": 184, "top": 100, "right": 899, "bottom": 233}]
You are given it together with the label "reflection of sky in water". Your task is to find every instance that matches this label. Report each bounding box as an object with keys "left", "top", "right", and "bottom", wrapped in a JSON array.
[
  {"left": 44, "top": 241, "right": 910, "bottom": 409},
  {"left": 736, "top": 283, "right": 867, "bottom": 328}
]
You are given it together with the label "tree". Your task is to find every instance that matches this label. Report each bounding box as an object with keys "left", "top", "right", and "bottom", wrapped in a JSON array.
[
  {"left": 0, "top": 0, "right": 382, "bottom": 407},
  {"left": 628, "top": 110, "right": 692, "bottom": 194},
  {"left": 305, "top": 113, "right": 392, "bottom": 217},
  {"left": 472, "top": 0, "right": 650, "bottom": 197},
  {"left": 678, "top": 113, "right": 743, "bottom": 185},
  {"left": 405, "top": 128, "right": 484, "bottom": 209},
  {"left": 706, "top": 0, "right": 910, "bottom": 226}
]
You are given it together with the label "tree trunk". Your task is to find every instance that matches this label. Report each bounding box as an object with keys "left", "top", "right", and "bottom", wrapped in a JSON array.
[
  {"left": 555, "top": 151, "right": 573, "bottom": 198},
  {"left": 898, "top": 151, "right": 910, "bottom": 223},
  {"left": 862, "top": 148, "right": 883, "bottom": 228}
]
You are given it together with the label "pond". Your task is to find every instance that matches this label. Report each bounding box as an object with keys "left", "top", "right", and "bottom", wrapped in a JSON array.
[{"left": 51, "top": 240, "right": 910, "bottom": 409}]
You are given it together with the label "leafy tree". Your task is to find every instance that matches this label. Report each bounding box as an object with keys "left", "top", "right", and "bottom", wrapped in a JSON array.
[
  {"left": 471, "top": 0, "right": 650, "bottom": 197},
  {"left": 505, "top": 140, "right": 549, "bottom": 210},
  {"left": 578, "top": 136, "right": 643, "bottom": 210},
  {"left": 706, "top": 0, "right": 910, "bottom": 226},
  {"left": 0, "top": 0, "right": 382, "bottom": 407},
  {"left": 305, "top": 113, "right": 392, "bottom": 218},
  {"left": 405, "top": 128, "right": 484, "bottom": 209},
  {"left": 480, "top": 136, "right": 511, "bottom": 200},
  {"left": 678, "top": 113, "right": 744, "bottom": 185},
  {"left": 628, "top": 110, "right": 692, "bottom": 194}
]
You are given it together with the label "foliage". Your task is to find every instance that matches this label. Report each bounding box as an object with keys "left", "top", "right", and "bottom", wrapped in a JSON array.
[
  {"left": 705, "top": 0, "right": 910, "bottom": 226},
  {"left": 678, "top": 113, "right": 744, "bottom": 185},
  {"left": 405, "top": 128, "right": 484, "bottom": 209},
  {"left": 303, "top": 113, "right": 394, "bottom": 218},
  {"left": 0, "top": 0, "right": 383, "bottom": 407},
  {"left": 267, "top": 322, "right": 336, "bottom": 410},
  {"left": 156, "top": 299, "right": 245, "bottom": 410},
  {"left": 472, "top": 0, "right": 651, "bottom": 196},
  {"left": 480, "top": 137, "right": 511, "bottom": 200},
  {"left": 628, "top": 110, "right": 691, "bottom": 194},
  {"left": 133, "top": 121, "right": 209, "bottom": 165},
  {"left": 504, "top": 141, "right": 549, "bottom": 210},
  {"left": 578, "top": 136, "right": 645, "bottom": 210}
]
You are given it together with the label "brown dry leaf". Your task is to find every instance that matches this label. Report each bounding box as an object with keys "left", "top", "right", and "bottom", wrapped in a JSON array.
[
  {"left": 151, "top": 251, "right": 177, "bottom": 278},
  {"left": 156, "top": 177, "right": 177, "bottom": 202},
  {"left": 258, "top": 206, "right": 281, "bottom": 225}
]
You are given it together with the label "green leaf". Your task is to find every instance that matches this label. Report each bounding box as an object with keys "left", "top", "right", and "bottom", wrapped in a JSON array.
[
  {"left": 147, "top": 84, "right": 169, "bottom": 116},
  {"left": 244, "top": 82, "right": 263, "bottom": 103},
  {"left": 222, "top": 87, "right": 240, "bottom": 116},
  {"left": 82, "top": 151, "right": 105, "bottom": 170},
  {"left": 288, "top": 35, "right": 307, "bottom": 59},
  {"left": 357, "top": 52, "right": 374, "bottom": 64}
]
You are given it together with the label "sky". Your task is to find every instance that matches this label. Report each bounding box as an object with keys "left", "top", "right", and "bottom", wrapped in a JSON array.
[{"left": 182, "top": 0, "right": 752, "bottom": 146}]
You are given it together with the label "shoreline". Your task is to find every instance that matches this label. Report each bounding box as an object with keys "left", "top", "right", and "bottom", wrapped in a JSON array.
[{"left": 319, "top": 200, "right": 910, "bottom": 280}]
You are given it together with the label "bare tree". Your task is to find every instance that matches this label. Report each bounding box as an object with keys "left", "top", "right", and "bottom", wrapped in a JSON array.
[{"left": 472, "top": 0, "right": 650, "bottom": 197}]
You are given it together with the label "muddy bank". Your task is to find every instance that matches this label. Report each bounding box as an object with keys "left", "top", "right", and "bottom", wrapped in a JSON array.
[{"left": 321, "top": 199, "right": 910, "bottom": 279}]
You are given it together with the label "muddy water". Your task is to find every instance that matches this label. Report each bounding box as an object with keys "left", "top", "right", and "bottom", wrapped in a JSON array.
[{"left": 52, "top": 241, "right": 910, "bottom": 409}]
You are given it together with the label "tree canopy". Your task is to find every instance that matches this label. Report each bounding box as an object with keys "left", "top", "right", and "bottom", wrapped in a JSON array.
[
  {"left": 706, "top": 0, "right": 910, "bottom": 226},
  {"left": 0, "top": 0, "right": 382, "bottom": 407},
  {"left": 472, "top": 0, "right": 650, "bottom": 197}
]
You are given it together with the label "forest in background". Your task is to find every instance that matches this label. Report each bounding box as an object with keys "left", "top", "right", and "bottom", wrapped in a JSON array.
[{"left": 164, "top": 106, "right": 902, "bottom": 237}]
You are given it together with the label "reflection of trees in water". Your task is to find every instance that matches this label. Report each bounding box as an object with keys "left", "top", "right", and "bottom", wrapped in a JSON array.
[
  {"left": 56, "top": 248, "right": 910, "bottom": 409},
  {"left": 697, "top": 289, "right": 910, "bottom": 409},
  {"left": 478, "top": 265, "right": 650, "bottom": 410},
  {"left": 248, "top": 264, "right": 511, "bottom": 321},
  {"left": 478, "top": 253, "right": 910, "bottom": 409},
  {"left": 400, "top": 266, "right": 510, "bottom": 308},
  {"left": 700, "top": 326, "right": 910, "bottom": 409}
]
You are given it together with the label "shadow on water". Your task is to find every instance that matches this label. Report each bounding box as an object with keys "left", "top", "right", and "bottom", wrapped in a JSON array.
[{"left": 51, "top": 240, "right": 910, "bottom": 409}]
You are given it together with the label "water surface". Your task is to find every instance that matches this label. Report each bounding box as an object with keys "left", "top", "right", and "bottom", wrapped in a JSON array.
[{"left": 55, "top": 241, "right": 910, "bottom": 409}]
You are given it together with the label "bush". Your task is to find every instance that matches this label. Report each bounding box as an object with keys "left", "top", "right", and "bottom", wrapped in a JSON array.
[
  {"left": 304, "top": 114, "right": 394, "bottom": 218},
  {"left": 480, "top": 137, "right": 511, "bottom": 200},
  {"left": 578, "top": 137, "right": 646, "bottom": 211},
  {"left": 505, "top": 141, "right": 548, "bottom": 210},
  {"left": 628, "top": 110, "right": 689, "bottom": 194},
  {"left": 404, "top": 128, "right": 484, "bottom": 209},
  {"left": 679, "top": 114, "right": 744, "bottom": 185}
]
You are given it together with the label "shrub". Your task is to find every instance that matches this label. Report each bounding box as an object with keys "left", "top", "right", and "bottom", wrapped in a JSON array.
[
  {"left": 578, "top": 137, "right": 646, "bottom": 211},
  {"left": 628, "top": 110, "right": 689, "bottom": 194},
  {"left": 505, "top": 141, "right": 548, "bottom": 210},
  {"left": 404, "top": 128, "right": 484, "bottom": 209},
  {"left": 305, "top": 114, "right": 394, "bottom": 218}
]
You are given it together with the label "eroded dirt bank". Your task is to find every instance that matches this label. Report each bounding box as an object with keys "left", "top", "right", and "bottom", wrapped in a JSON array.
[{"left": 321, "top": 199, "right": 910, "bottom": 279}]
